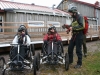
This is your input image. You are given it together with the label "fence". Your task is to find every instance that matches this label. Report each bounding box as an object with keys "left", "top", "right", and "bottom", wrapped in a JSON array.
[{"left": 0, "top": 22, "right": 100, "bottom": 44}]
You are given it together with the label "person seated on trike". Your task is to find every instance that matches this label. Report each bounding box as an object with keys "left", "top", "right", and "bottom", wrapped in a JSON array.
[
  {"left": 11, "top": 25, "right": 31, "bottom": 61},
  {"left": 43, "top": 26, "right": 62, "bottom": 55}
]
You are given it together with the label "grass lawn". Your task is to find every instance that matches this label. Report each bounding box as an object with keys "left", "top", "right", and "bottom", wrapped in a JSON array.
[{"left": 33, "top": 51, "right": 100, "bottom": 75}]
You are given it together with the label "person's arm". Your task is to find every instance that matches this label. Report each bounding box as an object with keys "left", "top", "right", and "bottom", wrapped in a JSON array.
[
  {"left": 62, "top": 24, "right": 72, "bottom": 34},
  {"left": 43, "top": 34, "right": 48, "bottom": 41},
  {"left": 62, "top": 24, "right": 71, "bottom": 29},
  {"left": 12, "top": 36, "right": 18, "bottom": 44},
  {"left": 56, "top": 33, "right": 62, "bottom": 41},
  {"left": 26, "top": 35, "right": 31, "bottom": 46}
]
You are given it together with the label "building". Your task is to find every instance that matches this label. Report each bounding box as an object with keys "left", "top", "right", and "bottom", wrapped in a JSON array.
[
  {"left": 0, "top": 0, "right": 71, "bottom": 33},
  {"left": 57, "top": 0, "right": 100, "bottom": 29}
]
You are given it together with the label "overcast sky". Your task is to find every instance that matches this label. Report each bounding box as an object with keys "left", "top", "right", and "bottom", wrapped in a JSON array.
[{"left": 8, "top": 0, "right": 100, "bottom": 7}]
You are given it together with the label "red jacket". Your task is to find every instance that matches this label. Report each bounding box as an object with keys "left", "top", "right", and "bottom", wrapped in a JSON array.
[{"left": 43, "top": 33, "right": 62, "bottom": 42}]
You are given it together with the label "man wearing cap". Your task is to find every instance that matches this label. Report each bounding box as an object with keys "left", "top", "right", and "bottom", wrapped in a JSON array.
[{"left": 62, "top": 6, "right": 84, "bottom": 68}]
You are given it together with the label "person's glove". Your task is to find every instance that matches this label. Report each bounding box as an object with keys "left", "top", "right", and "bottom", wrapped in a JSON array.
[
  {"left": 62, "top": 24, "right": 70, "bottom": 29},
  {"left": 66, "top": 27, "right": 72, "bottom": 34},
  {"left": 62, "top": 24, "right": 66, "bottom": 29},
  {"left": 53, "top": 37, "right": 57, "bottom": 42}
]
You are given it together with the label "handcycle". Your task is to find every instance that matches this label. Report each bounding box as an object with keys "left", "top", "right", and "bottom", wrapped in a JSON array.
[
  {"left": 1, "top": 43, "right": 37, "bottom": 75},
  {"left": 35, "top": 41, "right": 69, "bottom": 71}
]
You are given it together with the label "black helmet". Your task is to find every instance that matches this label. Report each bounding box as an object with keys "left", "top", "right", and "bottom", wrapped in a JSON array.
[
  {"left": 18, "top": 26, "right": 26, "bottom": 32},
  {"left": 68, "top": 7, "right": 77, "bottom": 13},
  {"left": 48, "top": 26, "right": 56, "bottom": 31}
]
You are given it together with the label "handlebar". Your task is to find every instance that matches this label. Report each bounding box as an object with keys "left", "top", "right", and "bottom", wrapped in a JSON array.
[
  {"left": 47, "top": 41, "right": 58, "bottom": 44},
  {"left": 10, "top": 43, "right": 27, "bottom": 46}
]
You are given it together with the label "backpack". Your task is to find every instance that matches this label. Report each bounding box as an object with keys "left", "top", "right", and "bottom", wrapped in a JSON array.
[{"left": 83, "top": 16, "right": 89, "bottom": 35}]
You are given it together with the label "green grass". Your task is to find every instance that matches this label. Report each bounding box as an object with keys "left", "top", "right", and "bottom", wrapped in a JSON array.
[
  {"left": 34, "top": 51, "right": 100, "bottom": 75},
  {"left": 82, "top": 52, "right": 100, "bottom": 75}
]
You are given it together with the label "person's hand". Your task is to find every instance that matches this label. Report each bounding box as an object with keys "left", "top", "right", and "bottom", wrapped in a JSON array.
[
  {"left": 62, "top": 24, "right": 66, "bottom": 29},
  {"left": 66, "top": 27, "right": 72, "bottom": 34},
  {"left": 62, "top": 24, "right": 70, "bottom": 29},
  {"left": 66, "top": 29, "right": 70, "bottom": 34},
  {"left": 69, "top": 27, "right": 72, "bottom": 31}
]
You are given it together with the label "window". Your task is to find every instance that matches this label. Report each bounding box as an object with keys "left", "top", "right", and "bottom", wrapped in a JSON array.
[
  {"left": 47, "top": 21, "right": 60, "bottom": 27},
  {"left": 28, "top": 21, "right": 44, "bottom": 27}
]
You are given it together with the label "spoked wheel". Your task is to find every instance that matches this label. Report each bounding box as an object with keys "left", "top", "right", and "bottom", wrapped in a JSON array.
[
  {"left": 33, "top": 55, "right": 37, "bottom": 75},
  {"left": 2, "top": 69, "right": 9, "bottom": 75},
  {"left": 0, "top": 57, "right": 6, "bottom": 75},
  {"left": 36, "top": 52, "right": 40, "bottom": 71},
  {"left": 65, "top": 53, "right": 69, "bottom": 71}
]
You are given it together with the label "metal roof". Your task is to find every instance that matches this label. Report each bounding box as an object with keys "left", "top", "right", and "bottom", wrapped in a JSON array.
[
  {"left": 57, "top": 0, "right": 100, "bottom": 10},
  {"left": 0, "top": 0, "right": 69, "bottom": 16}
]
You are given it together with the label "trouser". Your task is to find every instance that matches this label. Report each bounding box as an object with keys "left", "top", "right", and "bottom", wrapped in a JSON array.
[
  {"left": 47, "top": 43, "right": 58, "bottom": 55},
  {"left": 83, "top": 34, "right": 87, "bottom": 54},
  {"left": 68, "top": 32, "right": 83, "bottom": 65},
  {"left": 42, "top": 41, "right": 63, "bottom": 54},
  {"left": 11, "top": 46, "right": 27, "bottom": 61}
]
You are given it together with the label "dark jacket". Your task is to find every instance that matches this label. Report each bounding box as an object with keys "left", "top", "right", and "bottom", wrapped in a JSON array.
[{"left": 71, "top": 14, "right": 84, "bottom": 32}]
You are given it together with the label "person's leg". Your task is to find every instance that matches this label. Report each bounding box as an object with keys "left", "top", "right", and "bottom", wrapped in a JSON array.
[
  {"left": 10, "top": 47, "right": 18, "bottom": 60},
  {"left": 75, "top": 33, "right": 83, "bottom": 68},
  {"left": 68, "top": 38, "right": 75, "bottom": 64},
  {"left": 47, "top": 44, "right": 52, "bottom": 55},
  {"left": 43, "top": 41, "right": 48, "bottom": 55},
  {"left": 20, "top": 46, "right": 27, "bottom": 61},
  {"left": 53, "top": 43, "right": 57, "bottom": 54},
  {"left": 57, "top": 43, "right": 63, "bottom": 55},
  {"left": 83, "top": 35, "right": 87, "bottom": 57},
  {"left": 76, "top": 40, "right": 82, "bottom": 65}
]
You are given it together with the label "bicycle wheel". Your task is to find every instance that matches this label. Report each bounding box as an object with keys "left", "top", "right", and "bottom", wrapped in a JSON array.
[
  {"left": 36, "top": 52, "right": 40, "bottom": 71},
  {"left": 33, "top": 56, "right": 37, "bottom": 75},
  {"left": 0, "top": 57, "right": 6, "bottom": 75},
  {"left": 65, "top": 53, "right": 69, "bottom": 71}
]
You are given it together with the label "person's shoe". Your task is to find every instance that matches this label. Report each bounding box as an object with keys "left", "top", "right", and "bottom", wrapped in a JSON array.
[{"left": 74, "top": 64, "right": 82, "bottom": 69}]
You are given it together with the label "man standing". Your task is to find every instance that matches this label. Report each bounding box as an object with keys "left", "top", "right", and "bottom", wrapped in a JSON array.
[{"left": 63, "top": 6, "right": 84, "bottom": 68}]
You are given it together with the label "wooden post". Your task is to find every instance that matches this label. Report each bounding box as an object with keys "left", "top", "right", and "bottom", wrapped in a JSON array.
[{"left": 98, "top": 26, "right": 100, "bottom": 39}]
